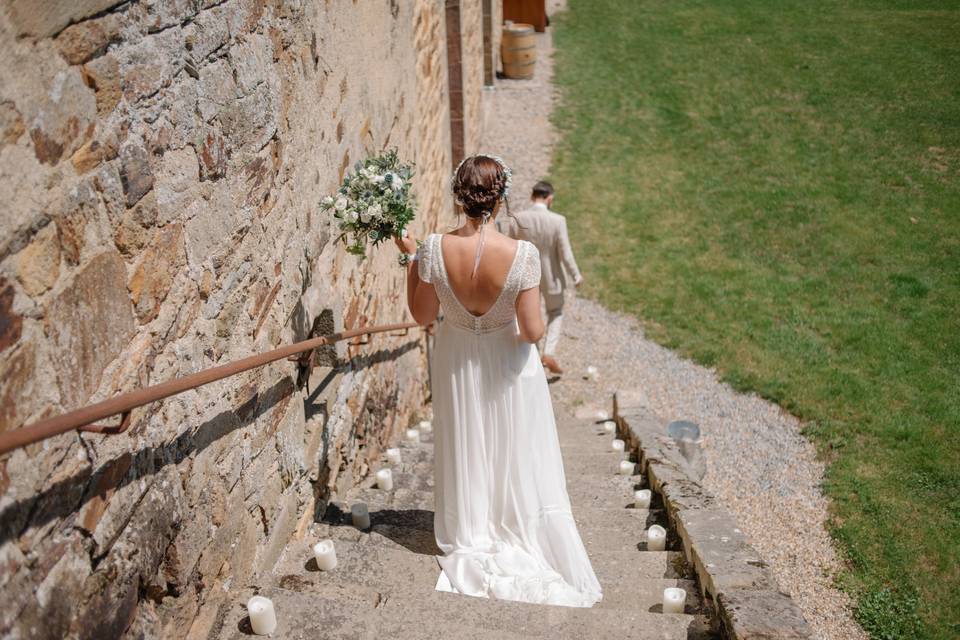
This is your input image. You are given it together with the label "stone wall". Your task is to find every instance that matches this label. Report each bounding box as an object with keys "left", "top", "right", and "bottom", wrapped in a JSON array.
[{"left": 0, "top": 1, "right": 478, "bottom": 638}]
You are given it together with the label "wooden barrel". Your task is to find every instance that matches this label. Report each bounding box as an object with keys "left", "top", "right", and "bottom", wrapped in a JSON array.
[{"left": 501, "top": 23, "right": 536, "bottom": 79}]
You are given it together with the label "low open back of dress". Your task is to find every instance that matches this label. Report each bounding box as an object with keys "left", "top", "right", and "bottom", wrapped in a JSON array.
[{"left": 416, "top": 233, "right": 603, "bottom": 608}]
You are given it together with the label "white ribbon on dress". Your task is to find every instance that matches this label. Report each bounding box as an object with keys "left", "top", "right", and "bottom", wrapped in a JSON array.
[{"left": 470, "top": 211, "right": 492, "bottom": 280}]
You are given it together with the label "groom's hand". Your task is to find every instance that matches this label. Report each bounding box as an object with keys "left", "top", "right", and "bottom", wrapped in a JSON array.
[{"left": 575, "top": 275, "right": 584, "bottom": 288}]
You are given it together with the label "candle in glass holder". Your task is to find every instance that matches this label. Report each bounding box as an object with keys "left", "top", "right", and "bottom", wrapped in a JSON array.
[
  {"left": 375, "top": 468, "right": 393, "bottom": 491},
  {"left": 647, "top": 524, "right": 667, "bottom": 551},
  {"left": 405, "top": 428, "right": 420, "bottom": 443},
  {"left": 611, "top": 438, "right": 625, "bottom": 453},
  {"left": 663, "top": 587, "right": 686, "bottom": 614},
  {"left": 618, "top": 460, "right": 635, "bottom": 475},
  {"left": 634, "top": 489, "right": 652, "bottom": 509},
  {"left": 385, "top": 448, "right": 401, "bottom": 465},
  {"left": 247, "top": 596, "right": 277, "bottom": 635},
  {"left": 312, "top": 539, "right": 337, "bottom": 571},
  {"left": 418, "top": 420, "right": 432, "bottom": 433},
  {"left": 603, "top": 420, "right": 616, "bottom": 434},
  {"left": 351, "top": 503, "right": 371, "bottom": 529}
]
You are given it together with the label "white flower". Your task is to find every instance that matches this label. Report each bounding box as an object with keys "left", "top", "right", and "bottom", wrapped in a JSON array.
[
  {"left": 322, "top": 195, "right": 334, "bottom": 206},
  {"left": 335, "top": 196, "right": 348, "bottom": 211},
  {"left": 345, "top": 209, "right": 359, "bottom": 223},
  {"left": 367, "top": 203, "right": 383, "bottom": 220},
  {"left": 371, "top": 173, "right": 385, "bottom": 184}
]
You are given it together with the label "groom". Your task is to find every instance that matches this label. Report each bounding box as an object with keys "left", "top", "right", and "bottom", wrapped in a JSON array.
[{"left": 498, "top": 181, "right": 583, "bottom": 374}]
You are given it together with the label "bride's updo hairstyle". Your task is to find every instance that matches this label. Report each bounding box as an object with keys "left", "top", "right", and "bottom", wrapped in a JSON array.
[{"left": 452, "top": 155, "right": 510, "bottom": 219}]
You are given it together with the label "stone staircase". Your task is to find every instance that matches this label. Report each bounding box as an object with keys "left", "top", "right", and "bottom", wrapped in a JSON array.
[{"left": 212, "top": 411, "right": 721, "bottom": 639}]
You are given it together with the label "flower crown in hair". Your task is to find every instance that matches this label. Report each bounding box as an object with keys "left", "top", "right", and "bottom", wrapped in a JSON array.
[{"left": 450, "top": 154, "right": 513, "bottom": 202}]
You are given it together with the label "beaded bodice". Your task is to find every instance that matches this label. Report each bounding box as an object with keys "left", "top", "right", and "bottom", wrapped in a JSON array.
[{"left": 417, "top": 233, "right": 541, "bottom": 334}]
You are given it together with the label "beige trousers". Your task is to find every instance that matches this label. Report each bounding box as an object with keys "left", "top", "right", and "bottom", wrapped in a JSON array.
[{"left": 542, "top": 291, "right": 565, "bottom": 356}]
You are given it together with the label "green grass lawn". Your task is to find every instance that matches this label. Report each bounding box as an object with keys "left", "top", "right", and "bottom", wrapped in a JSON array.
[{"left": 549, "top": 1, "right": 959, "bottom": 637}]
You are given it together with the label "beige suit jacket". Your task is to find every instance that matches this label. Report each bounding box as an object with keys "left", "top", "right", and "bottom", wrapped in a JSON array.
[{"left": 498, "top": 203, "right": 581, "bottom": 295}]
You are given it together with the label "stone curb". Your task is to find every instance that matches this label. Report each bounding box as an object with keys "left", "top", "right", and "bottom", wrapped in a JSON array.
[{"left": 613, "top": 392, "right": 815, "bottom": 640}]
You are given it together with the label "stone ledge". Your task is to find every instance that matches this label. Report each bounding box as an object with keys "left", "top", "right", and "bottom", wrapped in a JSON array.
[{"left": 614, "top": 392, "right": 814, "bottom": 640}]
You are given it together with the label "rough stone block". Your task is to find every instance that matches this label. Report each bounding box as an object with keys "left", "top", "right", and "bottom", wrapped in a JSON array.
[
  {"left": 45, "top": 250, "right": 135, "bottom": 403},
  {"left": 27, "top": 69, "right": 96, "bottom": 165},
  {"left": 184, "top": 7, "right": 230, "bottom": 61},
  {"left": 0, "top": 277, "right": 21, "bottom": 354},
  {"left": 674, "top": 507, "right": 774, "bottom": 595},
  {"left": 15, "top": 224, "right": 60, "bottom": 296},
  {"left": 219, "top": 82, "right": 277, "bottom": 152},
  {"left": 197, "top": 58, "right": 237, "bottom": 122},
  {"left": 229, "top": 34, "right": 273, "bottom": 95},
  {"left": 128, "top": 223, "right": 186, "bottom": 323},
  {"left": 54, "top": 12, "right": 122, "bottom": 64},
  {"left": 82, "top": 54, "right": 122, "bottom": 117},
  {"left": 119, "top": 140, "right": 154, "bottom": 207},
  {"left": 718, "top": 588, "right": 815, "bottom": 639},
  {"left": 154, "top": 146, "right": 200, "bottom": 225},
  {"left": 4, "top": 0, "right": 123, "bottom": 38},
  {"left": 0, "top": 101, "right": 25, "bottom": 144}
]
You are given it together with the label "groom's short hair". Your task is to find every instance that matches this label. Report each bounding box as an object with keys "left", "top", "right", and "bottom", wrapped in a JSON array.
[{"left": 531, "top": 181, "right": 554, "bottom": 199}]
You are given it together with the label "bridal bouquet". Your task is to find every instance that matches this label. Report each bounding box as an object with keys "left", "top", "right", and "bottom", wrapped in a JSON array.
[{"left": 321, "top": 149, "right": 416, "bottom": 264}]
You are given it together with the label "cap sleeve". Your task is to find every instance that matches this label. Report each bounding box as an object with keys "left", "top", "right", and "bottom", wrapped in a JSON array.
[
  {"left": 519, "top": 241, "right": 541, "bottom": 290},
  {"left": 416, "top": 234, "right": 433, "bottom": 283}
]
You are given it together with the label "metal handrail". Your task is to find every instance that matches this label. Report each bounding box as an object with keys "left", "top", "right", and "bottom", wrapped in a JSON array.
[{"left": 0, "top": 321, "right": 426, "bottom": 457}]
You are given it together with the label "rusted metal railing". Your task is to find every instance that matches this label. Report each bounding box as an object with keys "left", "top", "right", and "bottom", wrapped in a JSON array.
[{"left": 0, "top": 321, "right": 426, "bottom": 457}]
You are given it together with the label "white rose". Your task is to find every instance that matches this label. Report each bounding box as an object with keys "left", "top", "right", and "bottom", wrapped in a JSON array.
[
  {"left": 345, "top": 209, "right": 359, "bottom": 223},
  {"left": 372, "top": 173, "right": 385, "bottom": 184},
  {"left": 322, "top": 195, "right": 334, "bottom": 206},
  {"left": 335, "top": 196, "right": 348, "bottom": 211},
  {"left": 368, "top": 203, "right": 382, "bottom": 219}
]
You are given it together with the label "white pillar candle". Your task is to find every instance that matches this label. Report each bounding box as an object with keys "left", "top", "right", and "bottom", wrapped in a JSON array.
[
  {"left": 385, "top": 448, "right": 402, "bottom": 465},
  {"left": 611, "top": 438, "right": 625, "bottom": 452},
  {"left": 351, "top": 503, "right": 371, "bottom": 529},
  {"left": 663, "top": 587, "right": 686, "bottom": 614},
  {"left": 312, "top": 539, "right": 337, "bottom": 571},
  {"left": 375, "top": 468, "right": 393, "bottom": 491},
  {"left": 247, "top": 596, "right": 277, "bottom": 635},
  {"left": 404, "top": 428, "right": 420, "bottom": 443},
  {"left": 634, "top": 489, "right": 652, "bottom": 509},
  {"left": 647, "top": 524, "right": 667, "bottom": 551},
  {"left": 618, "top": 460, "right": 635, "bottom": 475},
  {"left": 603, "top": 420, "right": 616, "bottom": 434},
  {"left": 596, "top": 410, "right": 610, "bottom": 421},
  {"left": 418, "top": 420, "right": 432, "bottom": 433}
]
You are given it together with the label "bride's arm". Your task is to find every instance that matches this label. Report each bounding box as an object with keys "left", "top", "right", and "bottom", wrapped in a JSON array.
[
  {"left": 405, "top": 259, "right": 439, "bottom": 325},
  {"left": 396, "top": 235, "right": 439, "bottom": 325},
  {"left": 515, "top": 287, "right": 545, "bottom": 344}
]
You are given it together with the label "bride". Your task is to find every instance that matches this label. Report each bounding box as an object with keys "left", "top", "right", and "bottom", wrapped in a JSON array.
[{"left": 394, "top": 155, "right": 602, "bottom": 608}]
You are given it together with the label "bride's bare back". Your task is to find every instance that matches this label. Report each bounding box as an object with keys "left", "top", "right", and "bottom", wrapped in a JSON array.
[{"left": 440, "top": 229, "right": 519, "bottom": 316}]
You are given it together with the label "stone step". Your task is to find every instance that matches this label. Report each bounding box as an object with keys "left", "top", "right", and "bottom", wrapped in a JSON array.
[
  {"left": 213, "top": 583, "right": 533, "bottom": 640},
  {"left": 272, "top": 537, "right": 701, "bottom": 612},
  {"left": 565, "top": 477, "right": 646, "bottom": 510},
  {"left": 215, "top": 581, "right": 717, "bottom": 640}
]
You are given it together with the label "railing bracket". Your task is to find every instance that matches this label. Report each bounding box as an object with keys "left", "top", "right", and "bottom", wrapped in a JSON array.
[{"left": 78, "top": 411, "right": 132, "bottom": 435}]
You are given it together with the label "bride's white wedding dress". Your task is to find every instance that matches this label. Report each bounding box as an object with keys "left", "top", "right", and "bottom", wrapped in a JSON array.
[{"left": 416, "top": 233, "right": 603, "bottom": 608}]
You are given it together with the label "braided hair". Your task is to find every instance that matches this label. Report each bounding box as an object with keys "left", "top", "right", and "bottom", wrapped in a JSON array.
[{"left": 451, "top": 155, "right": 512, "bottom": 218}]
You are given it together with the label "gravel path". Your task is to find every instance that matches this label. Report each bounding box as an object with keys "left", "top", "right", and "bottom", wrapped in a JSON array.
[{"left": 480, "top": 3, "right": 867, "bottom": 639}]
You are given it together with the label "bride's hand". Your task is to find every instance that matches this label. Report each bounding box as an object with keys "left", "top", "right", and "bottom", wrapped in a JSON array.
[{"left": 394, "top": 230, "right": 416, "bottom": 255}]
